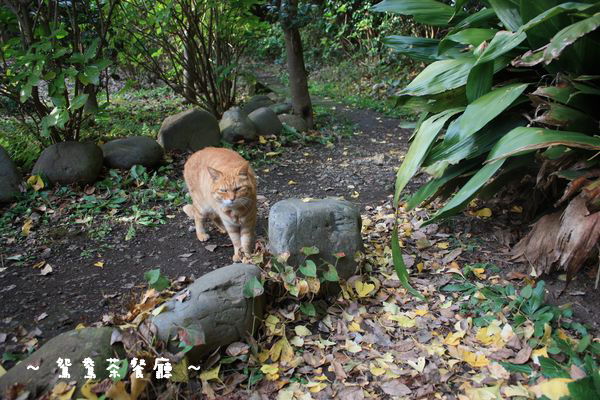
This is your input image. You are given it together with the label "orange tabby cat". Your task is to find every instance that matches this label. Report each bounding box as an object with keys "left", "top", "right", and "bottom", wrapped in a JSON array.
[{"left": 183, "top": 147, "right": 257, "bottom": 262}]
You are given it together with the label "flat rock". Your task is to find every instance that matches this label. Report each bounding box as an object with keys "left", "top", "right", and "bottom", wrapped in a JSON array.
[
  {"left": 157, "top": 109, "right": 220, "bottom": 152},
  {"left": 0, "top": 146, "right": 20, "bottom": 203},
  {"left": 0, "top": 327, "right": 117, "bottom": 398},
  {"left": 219, "top": 107, "right": 258, "bottom": 142},
  {"left": 248, "top": 107, "right": 283, "bottom": 136},
  {"left": 242, "top": 95, "right": 274, "bottom": 115},
  {"left": 269, "top": 198, "right": 363, "bottom": 281},
  {"left": 32, "top": 142, "right": 103, "bottom": 186},
  {"left": 152, "top": 263, "right": 264, "bottom": 362},
  {"left": 102, "top": 136, "right": 164, "bottom": 169},
  {"left": 279, "top": 114, "right": 308, "bottom": 132}
]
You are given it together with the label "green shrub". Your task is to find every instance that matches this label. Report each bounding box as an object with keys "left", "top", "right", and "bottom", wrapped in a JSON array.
[{"left": 375, "top": 0, "right": 600, "bottom": 220}]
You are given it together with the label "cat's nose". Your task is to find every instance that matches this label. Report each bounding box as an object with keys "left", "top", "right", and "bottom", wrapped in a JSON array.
[{"left": 222, "top": 199, "right": 233, "bottom": 206}]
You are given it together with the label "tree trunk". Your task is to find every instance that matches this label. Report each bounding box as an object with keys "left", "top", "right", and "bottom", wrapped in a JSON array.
[{"left": 282, "top": 0, "right": 313, "bottom": 129}]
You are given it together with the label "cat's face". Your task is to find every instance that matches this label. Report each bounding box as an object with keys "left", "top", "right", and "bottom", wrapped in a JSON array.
[{"left": 207, "top": 164, "right": 253, "bottom": 208}]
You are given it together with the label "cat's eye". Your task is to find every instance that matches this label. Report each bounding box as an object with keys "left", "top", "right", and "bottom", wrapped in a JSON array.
[{"left": 219, "top": 188, "right": 227, "bottom": 193}]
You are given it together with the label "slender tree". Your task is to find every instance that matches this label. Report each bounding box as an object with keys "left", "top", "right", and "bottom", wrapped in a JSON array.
[{"left": 280, "top": 0, "right": 313, "bottom": 128}]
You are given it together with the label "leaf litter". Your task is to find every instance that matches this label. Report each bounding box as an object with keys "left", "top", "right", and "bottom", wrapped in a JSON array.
[{"left": 43, "top": 198, "right": 596, "bottom": 400}]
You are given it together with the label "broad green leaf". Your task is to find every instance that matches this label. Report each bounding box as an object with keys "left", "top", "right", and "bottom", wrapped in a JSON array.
[
  {"left": 300, "top": 302, "right": 316, "bottom": 317},
  {"left": 477, "top": 3, "right": 598, "bottom": 65},
  {"left": 144, "top": 268, "right": 170, "bottom": 291},
  {"left": 399, "top": 58, "right": 475, "bottom": 96},
  {"left": 568, "top": 377, "right": 600, "bottom": 400},
  {"left": 466, "top": 61, "right": 494, "bottom": 102},
  {"left": 323, "top": 265, "right": 339, "bottom": 282},
  {"left": 391, "top": 227, "right": 425, "bottom": 300},
  {"left": 243, "top": 276, "right": 264, "bottom": 298},
  {"left": 394, "top": 108, "right": 464, "bottom": 205},
  {"left": 489, "top": 0, "right": 523, "bottom": 31},
  {"left": 427, "top": 159, "right": 505, "bottom": 223},
  {"left": 299, "top": 260, "right": 317, "bottom": 278},
  {"left": 384, "top": 36, "right": 455, "bottom": 62},
  {"left": 19, "top": 84, "right": 32, "bottom": 103},
  {"left": 406, "top": 160, "right": 479, "bottom": 210},
  {"left": 424, "top": 84, "right": 528, "bottom": 175},
  {"left": 487, "top": 127, "right": 600, "bottom": 162},
  {"left": 539, "top": 357, "right": 570, "bottom": 378},
  {"left": 544, "top": 13, "right": 600, "bottom": 65},
  {"left": 301, "top": 246, "right": 319, "bottom": 256},
  {"left": 372, "top": 0, "right": 454, "bottom": 26},
  {"left": 439, "top": 8, "right": 499, "bottom": 54},
  {"left": 70, "top": 94, "right": 89, "bottom": 111},
  {"left": 445, "top": 83, "right": 528, "bottom": 142},
  {"left": 447, "top": 28, "right": 497, "bottom": 46},
  {"left": 82, "top": 65, "right": 101, "bottom": 85},
  {"left": 476, "top": 30, "right": 527, "bottom": 64},
  {"left": 500, "top": 362, "right": 533, "bottom": 374},
  {"left": 84, "top": 38, "right": 100, "bottom": 62}
]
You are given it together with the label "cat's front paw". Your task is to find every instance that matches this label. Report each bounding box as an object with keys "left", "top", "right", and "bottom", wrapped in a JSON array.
[
  {"left": 196, "top": 232, "right": 210, "bottom": 242},
  {"left": 232, "top": 253, "right": 242, "bottom": 262}
]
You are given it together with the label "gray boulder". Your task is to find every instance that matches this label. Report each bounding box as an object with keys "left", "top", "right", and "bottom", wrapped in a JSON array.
[
  {"left": 242, "top": 95, "right": 275, "bottom": 115},
  {"left": 219, "top": 107, "right": 258, "bottom": 143},
  {"left": 32, "top": 142, "right": 103, "bottom": 186},
  {"left": 279, "top": 114, "right": 308, "bottom": 132},
  {"left": 0, "top": 147, "right": 20, "bottom": 203},
  {"left": 248, "top": 107, "right": 283, "bottom": 136},
  {"left": 157, "top": 109, "right": 220, "bottom": 152},
  {"left": 270, "top": 102, "right": 292, "bottom": 115},
  {"left": 102, "top": 136, "right": 164, "bottom": 169},
  {"left": 0, "top": 327, "right": 117, "bottom": 398},
  {"left": 152, "top": 263, "right": 264, "bottom": 362},
  {"left": 269, "top": 198, "right": 363, "bottom": 281}
]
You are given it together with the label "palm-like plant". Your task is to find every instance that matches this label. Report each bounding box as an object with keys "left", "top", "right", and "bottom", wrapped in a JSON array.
[{"left": 374, "top": 0, "right": 600, "bottom": 284}]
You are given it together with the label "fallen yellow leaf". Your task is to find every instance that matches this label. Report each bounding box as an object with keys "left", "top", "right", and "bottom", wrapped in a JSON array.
[
  {"left": 369, "top": 363, "right": 386, "bottom": 376},
  {"left": 27, "top": 175, "right": 45, "bottom": 191},
  {"left": 437, "top": 242, "right": 449, "bottom": 249},
  {"left": 355, "top": 281, "right": 375, "bottom": 297},
  {"left": 259, "top": 135, "right": 267, "bottom": 144},
  {"left": 307, "top": 381, "right": 327, "bottom": 393},
  {"left": 443, "top": 330, "right": 465, "bottom": 346},
  {"left": 460, "top": 349, "right": 489, "bottom": 368},
  {"left": 294, "top": 325, "right": 311, "bottom": 337},
  {"left": 199, "top": 364, "right": 220, "bottom": 382},
  {"left": 22, "top": 219, "right": 33, "bottom": 236},
  {"left": 530, "top": 378, "right": 572, "bottom": 400},
  {"left": 80, "top": 379, "right": 99, "bottom": 400},
  {"left": 472, "top": 208, "right": 492, "bottom": 218}
]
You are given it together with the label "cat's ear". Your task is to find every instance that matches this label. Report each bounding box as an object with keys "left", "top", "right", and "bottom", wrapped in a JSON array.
[
  {"left": 207, "top": 167, "right": 222, "bottom": 181},
  {"left": 238, "top": 162, "right": 250, "bottom": 177}
]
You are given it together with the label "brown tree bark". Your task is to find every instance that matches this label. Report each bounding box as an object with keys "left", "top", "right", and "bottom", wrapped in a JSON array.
[{"left": 282, "top": 0, "right": 313, "bottom": 129}]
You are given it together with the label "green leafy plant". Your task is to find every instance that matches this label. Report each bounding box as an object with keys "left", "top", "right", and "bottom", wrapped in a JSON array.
[
  {"left": 144, "top": 268, "right": 170, "bottom": 291},
  {"left": 375, "top": 0, "right": 600, "bottom": 282},
  {"left": 0, "top": 0, "right": 118, "bottom": 143}
]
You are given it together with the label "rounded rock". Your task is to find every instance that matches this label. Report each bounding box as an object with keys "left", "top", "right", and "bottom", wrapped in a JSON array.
[
  {"left": 248, "top": 107, "right": 283, "bottom": 136},
  {"left": 32, "top": 142, "right": 103, "bottom": 186},
  {"left": 102, "top": 136, "right": 164, "bottom": 169},
  {"left": 157, "top": 109, "right": 220, "bottom": 152}
]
